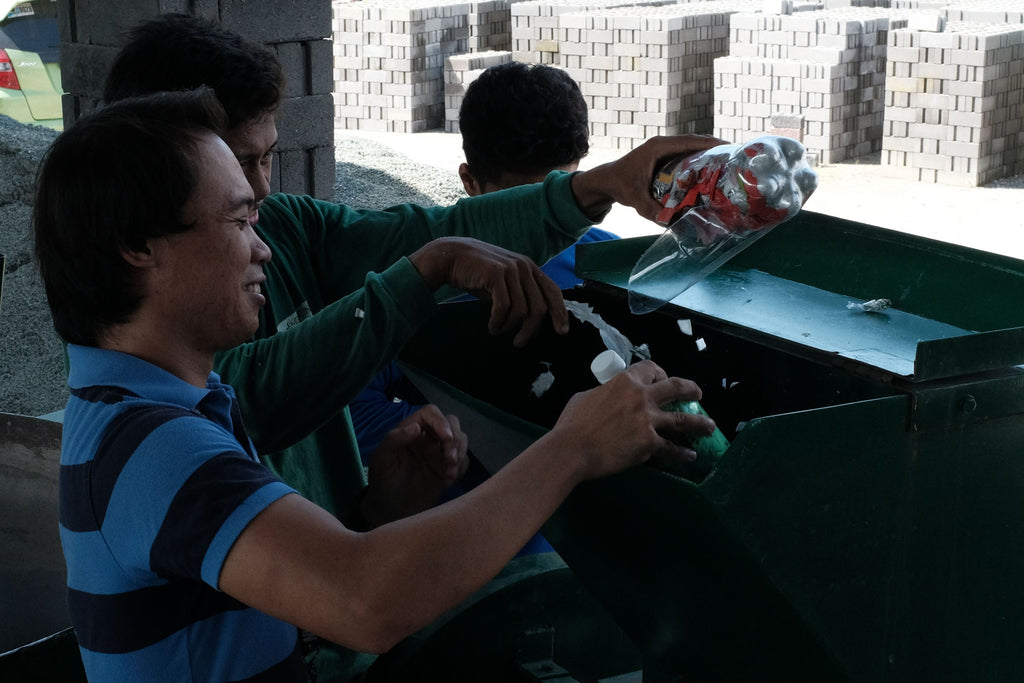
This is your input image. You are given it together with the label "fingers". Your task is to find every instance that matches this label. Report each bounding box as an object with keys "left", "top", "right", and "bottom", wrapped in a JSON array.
[
  {"left": 484, "top": 257, "right": 567, "bottom": 347},
  {"left": 622, "top": 359, "right": 669, "bottom": 385},
  {"left": 405, "top": 407, "right": 468, "bottom": 483},
  {"left": 409, "top": 404, "right": 455, "bottom": 442},
  {"left": 434, "top": 237, "right": 565, "bottom": 346},
  {"left": 446, "top": 414, "right": 470, "bottom": 481},
  {"left": 511, "top": 267, "right": 567, "bottom": 347},
  {"left": 619, "top": 135, "right": 729, "bottom": 223},
  {"left": 619, "top": 361, "right": 716, "bottom": 459}
]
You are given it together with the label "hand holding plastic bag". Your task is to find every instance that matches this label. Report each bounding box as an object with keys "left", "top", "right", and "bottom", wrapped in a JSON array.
[{"left": 628, "top": 135, "right": 818, "bottom": 314}]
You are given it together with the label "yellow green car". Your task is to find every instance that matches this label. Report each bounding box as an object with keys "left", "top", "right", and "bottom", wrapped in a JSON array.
[{"left": 0, "top": 0, "right": 62, "bottom": 130}]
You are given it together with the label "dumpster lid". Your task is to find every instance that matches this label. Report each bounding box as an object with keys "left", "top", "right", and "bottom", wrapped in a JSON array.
[{"left": 578, "top": 211, "right": 1024, "bottom": 382}]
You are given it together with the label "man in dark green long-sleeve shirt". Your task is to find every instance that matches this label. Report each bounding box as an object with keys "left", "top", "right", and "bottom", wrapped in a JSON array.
[{"left": 103, "top": 14, "right": 720, "bottom": 530}]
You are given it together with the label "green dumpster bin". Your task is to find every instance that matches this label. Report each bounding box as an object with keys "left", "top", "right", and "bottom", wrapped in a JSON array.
[{"left": 394, "top": 210, "right": 1024, "bottom": 682}]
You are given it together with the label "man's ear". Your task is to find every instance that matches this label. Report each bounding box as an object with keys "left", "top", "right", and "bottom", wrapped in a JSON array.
[
  {"left": 458, "top": 162, "right": 483, "bottom": 197},
  {"left": 120, "top": 242, "right": 156, "bottom": 269}
]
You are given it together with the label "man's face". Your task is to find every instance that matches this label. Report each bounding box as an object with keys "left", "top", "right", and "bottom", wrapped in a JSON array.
[
  {"left": 148, "top": 133, "right": 271, "bottom": 353},
  {"left": 221, "top": 113, "right": 278, "bottom": 212}
]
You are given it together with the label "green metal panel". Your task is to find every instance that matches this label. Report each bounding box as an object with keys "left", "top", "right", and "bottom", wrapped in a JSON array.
[{"left": 396, "top": 210, "right": 1024, "bottom": 681}]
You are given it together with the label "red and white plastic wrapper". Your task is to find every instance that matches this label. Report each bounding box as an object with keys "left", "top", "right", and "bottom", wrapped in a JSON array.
[{"left": 628, "top": 135, "right": 817, "bottom": 314}]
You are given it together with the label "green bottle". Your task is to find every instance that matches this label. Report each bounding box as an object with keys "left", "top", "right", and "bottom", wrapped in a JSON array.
[
  {"left": 662, "top": 399, "right": 730, "bottom": 466},
  {"left": 590, "top": 350, "right": 729, "bottom": 474}
]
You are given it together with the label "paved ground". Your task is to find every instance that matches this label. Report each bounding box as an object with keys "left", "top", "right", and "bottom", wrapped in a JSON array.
[{"left": 337, "top": 129, "right": 1024, "bottom": 258}]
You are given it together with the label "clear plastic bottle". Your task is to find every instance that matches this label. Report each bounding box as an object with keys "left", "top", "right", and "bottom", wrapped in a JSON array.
[{"left": 630, "top": 135, "right": 818, "bottom": 314}]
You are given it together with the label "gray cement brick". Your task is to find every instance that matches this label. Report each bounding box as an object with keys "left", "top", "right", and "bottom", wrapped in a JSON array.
[
  {"left": 278, "top": 94, "right": 339, "bottom": 150},
  {"left": 58, "top": 43, "right": 119, "bottom": 96},
  {"left": 220, "top": 0, "right": 331, "bottom": 43},
  {"left": 61, "top": 0, "right": 163, "bottom": 45}
]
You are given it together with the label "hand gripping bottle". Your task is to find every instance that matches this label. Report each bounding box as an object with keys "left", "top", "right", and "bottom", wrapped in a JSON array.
[{"left": 590, "top": 349, "right": 729, "bottom": 473}]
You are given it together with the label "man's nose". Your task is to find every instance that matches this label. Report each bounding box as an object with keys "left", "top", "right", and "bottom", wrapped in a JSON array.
[{"left": 252, "top": 231, "right": 272, "bottom": 264}]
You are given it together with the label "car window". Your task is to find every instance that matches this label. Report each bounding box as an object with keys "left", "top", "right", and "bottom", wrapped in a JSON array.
[{"left": 0, "top": 1, "right": 59, "bottom": 63}]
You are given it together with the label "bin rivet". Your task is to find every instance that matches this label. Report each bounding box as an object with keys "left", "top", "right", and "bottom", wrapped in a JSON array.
[{"left": 960, "top": 395, "right": 977, "bottom": 415}]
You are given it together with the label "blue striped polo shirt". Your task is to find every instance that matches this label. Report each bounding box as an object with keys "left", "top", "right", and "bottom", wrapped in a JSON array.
[{"left": 60, "top": 345, "right": 305, "bottom": 682}]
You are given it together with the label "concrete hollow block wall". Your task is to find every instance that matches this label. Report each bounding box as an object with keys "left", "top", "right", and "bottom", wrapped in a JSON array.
[{"left": 56, "top": 0, "right": 336, "bottom": 200}]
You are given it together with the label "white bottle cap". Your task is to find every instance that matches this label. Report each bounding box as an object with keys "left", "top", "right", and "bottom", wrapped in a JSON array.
[{"left": 590, "top": 349, "right": 626, "bottom": 384}]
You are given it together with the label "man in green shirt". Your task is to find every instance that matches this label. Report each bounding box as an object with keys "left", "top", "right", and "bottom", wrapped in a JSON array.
[{"left": 103, "top": 14, "right": 720, "bottom": 527}]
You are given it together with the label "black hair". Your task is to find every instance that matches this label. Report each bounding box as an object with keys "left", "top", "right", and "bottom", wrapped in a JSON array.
[
  {"left": 103, "top": 13, "right": 284, "bottom": 129},
  {"left": 459, "top": 61, "right": 589, "bottom": 186},
  {"left": 33, "top": 88, "right": 228, "bottom": 347}
]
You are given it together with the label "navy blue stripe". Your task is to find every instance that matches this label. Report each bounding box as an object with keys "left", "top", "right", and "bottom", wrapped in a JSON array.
[
  {"left": 59, "top": 461, "right": 96, "bottom": 532},
  {"left": 61, "top": 385, "right": 133, "bottom": 531},
  {"left": 68, "top": 581, "right": 246, "bottom": 654},
  {"left": 150, "top": 452, "right": 281, "bottom": 581},
  {"left": 69, "top": 384, "right": 139, "bottom": 403},
  {"left": 231, "top": 637, "right": 308, "bottom": 683},
  {"left": 59, "top": 405, "right": 188, "bottom": 532}
]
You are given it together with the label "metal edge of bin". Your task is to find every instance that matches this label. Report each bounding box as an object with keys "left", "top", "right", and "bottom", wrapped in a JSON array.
[{"left": 577, "top": 211, "right": 1024, "bottom": 383}]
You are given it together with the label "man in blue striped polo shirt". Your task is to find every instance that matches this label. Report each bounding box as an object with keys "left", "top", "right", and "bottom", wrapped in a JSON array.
[{"left": 38, "top": 90, "right": 714, "bottom": 682}]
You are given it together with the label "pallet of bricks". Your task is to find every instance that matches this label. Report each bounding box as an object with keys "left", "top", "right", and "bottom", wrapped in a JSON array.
[
  {"left": 333, "top": 0, "right": 521, "bottom": 133},
  {"left": 507, "top": 0, "right": 762, "bottom": 149},
  {"left": 510, "top": 0, "right": 680, "bottom": 65},
  {"left": 715, "top": 5, "right": 908, "bottom": 165},
  {"left": 881, "top": 0, "right": 1024, "bottom": 186}
]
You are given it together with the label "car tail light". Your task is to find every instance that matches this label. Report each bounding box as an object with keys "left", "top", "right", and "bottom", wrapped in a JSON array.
[{"left": 0, "top": 49, "right": 22, "bottom": 90}]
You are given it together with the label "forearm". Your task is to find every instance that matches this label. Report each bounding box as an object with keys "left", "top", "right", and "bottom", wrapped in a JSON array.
[
  {"left": 570, "top": 163, "right": 619, "bottom": 222},
  {"left": 223, "top": 429, "right": 585, "bottom": 654},
  {"left": 358, "top": 429, "right": 583, "bottom": 615}
]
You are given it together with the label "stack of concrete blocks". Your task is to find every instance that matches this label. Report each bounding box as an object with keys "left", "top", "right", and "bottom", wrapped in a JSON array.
[
  {"left": 443, "top": 50, "right": 513, "bottom": 132},
  {"left": 510, "top": 0, "right": 685, "bottom": 66},
  {"left": 553, "top": 1, "right": 758, "bottom": 150},
  {"left": 714, "top": 7, "right": 906, "bottom": 164},
  {"left": 942, "top": 0, "right": 1024, "bottom": 23},
  {"left": 890, "top": 0, "right": 946, "bottom": 8},
  {"left": 333, "top": 0, "right": 475, "bottom": 133},
  {"left": 57, "top": 0, "right": 336, "bottom": 200},
  {"left": 821, "top": 0, "right": 891, "bottom": 8},
  {"left": 333, "top": 0, "right": 528, "bottom": 133},
  {"left": 467, "top": 0, "right": 526, "bottom": 50},
  {"left": 881, "top": 18, "right": 1024, "bottom": 185}
]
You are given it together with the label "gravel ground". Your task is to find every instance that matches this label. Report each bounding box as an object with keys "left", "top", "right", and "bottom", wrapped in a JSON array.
[
  {"left": 2, "top": 116, "right": 1022, "bottom": 417},
  {"left": 0, "top": 117, "right": 63, "bottom": 418}
]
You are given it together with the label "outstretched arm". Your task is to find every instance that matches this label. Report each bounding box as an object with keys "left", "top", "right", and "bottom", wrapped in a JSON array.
[{"left": 219, "top": 361, "right": 715, "bottom": 653}]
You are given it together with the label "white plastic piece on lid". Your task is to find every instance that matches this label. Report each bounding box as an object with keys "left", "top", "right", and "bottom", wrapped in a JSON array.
[{"left": 591, "top": 349, "right": 626, "bottom": 385}]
